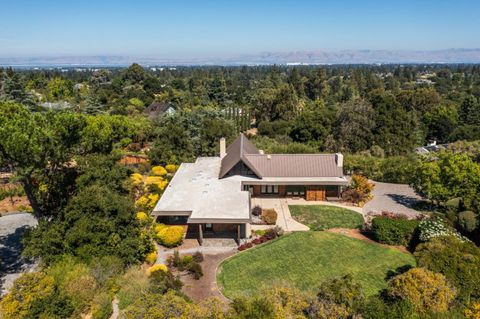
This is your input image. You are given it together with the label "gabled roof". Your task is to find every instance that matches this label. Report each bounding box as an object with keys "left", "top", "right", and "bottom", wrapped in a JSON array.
[
  {"left": 145, "top": 102, "right": 175, "bottom": 118},
  {"left": 243, "top": 154, "right": 343, "bottom": 177},
  {"left": 219, "top": 134, "right": 344, "bottom": 179},
  {"left": 219, "top": 134, "right": 261, "bottom": 178}
]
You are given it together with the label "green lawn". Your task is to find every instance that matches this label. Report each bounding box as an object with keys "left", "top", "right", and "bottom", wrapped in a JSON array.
[
  {"left": 217, "top": 232, "right": 415, "bottom": 298},
  {"left": 289, "top": 205, "right": 364, "bottom": 230}
]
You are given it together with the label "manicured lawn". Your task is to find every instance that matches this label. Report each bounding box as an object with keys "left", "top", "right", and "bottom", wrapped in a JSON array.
[
  {"left": 217, "top": 232, "right": 415, "bottom": 298},
  {"left": 289, "top": 205, "right": 364, "bottom": 230}
]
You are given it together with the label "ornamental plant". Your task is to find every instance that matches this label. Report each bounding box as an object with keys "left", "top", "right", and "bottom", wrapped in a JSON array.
[
  {"left": 130, "top": 173, "right": 143, "bottom": 187},
  {"left": 147, "top": 264, "right": 168, "bottom": 276},
  {"left": 465, "top": 302, "right": 480, "bottom": 319},
  {"left": 145, "top": 251, "right": 157, "bottom": 265},
  {"left": 418, "top": 219, "right": 469, "bottom": 242},
  {"left": 136, "top": 211, "right": 148, "bottom": 221},
  {"left": 371, "top": 215, "right": 419, "bottom": 246},
  {"left": 165, "top": 164, "right": 178, "bottom": 173},
  {"left": 157, "top": 226, "right": 185, "bottom": 247},
  {"left": 151, "top": 166, "right": 167, "bottom": 176}
]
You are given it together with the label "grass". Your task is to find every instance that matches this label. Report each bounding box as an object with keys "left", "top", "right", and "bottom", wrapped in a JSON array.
[
  {"left": 289, "top": 205, "right": 364, "bottom": 230},
  {"left": 217, "top": 232, "right": 415, "bottom": 298}
]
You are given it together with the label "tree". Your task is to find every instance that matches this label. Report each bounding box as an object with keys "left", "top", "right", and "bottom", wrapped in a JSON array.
[
  {"left": 415, "top": 236, "right": 480, "bottom": 304},
  {"left": 328, "top": 99, "right": 374, "bottom": 153},
  {"left": 387, "top": 268, "right": 456, "bottom": 314},
  {"left": 412, "top": 152, "right": 480, "bottom": 208},
  {"left": 459, "top": 95, "right": 480, "bottom": 126},
  {"left": 47, "top": 77, "right": 72, "bottom": 101}
]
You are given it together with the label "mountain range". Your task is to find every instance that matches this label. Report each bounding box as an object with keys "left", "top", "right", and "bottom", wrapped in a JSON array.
[{"left": 1, "top": 49, "right": 480, "bottom": 67}]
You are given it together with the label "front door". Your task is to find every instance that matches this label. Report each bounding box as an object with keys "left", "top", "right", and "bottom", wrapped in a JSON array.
[{"left": 306, "top": 186, "right": 326, "bottom": 201}]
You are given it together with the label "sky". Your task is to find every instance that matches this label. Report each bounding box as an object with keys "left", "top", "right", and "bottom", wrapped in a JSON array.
[{"left": 1, "top": 0, "right": 479, "bottom": 58}]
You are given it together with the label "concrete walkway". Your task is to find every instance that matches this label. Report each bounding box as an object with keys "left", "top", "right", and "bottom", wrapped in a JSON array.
[
  {"left": 156, "top": 244, "right": 237, "bottom": 264},
  {"left": 251, "top": 198, "right": 309, "bottom": 231}
]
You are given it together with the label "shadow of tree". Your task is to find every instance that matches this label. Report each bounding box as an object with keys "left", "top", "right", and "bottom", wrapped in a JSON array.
[
  {"left": 0, "top": 225, "right": 36, "bottom": 291},
  {"left": 385, "top": 193, "right": 420, "bottom": 209}
]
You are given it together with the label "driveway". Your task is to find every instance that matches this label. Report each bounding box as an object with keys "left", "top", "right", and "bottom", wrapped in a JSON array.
[
  {"left": 363, "top": 182, "right": 422, "bottom": 217},
  {"left": 0, "top": 212, "right": 38, "bottom": 295}
]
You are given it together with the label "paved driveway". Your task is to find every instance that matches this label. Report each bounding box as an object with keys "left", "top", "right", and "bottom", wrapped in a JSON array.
[
  {"left": 0, "top": 213, "right": 38, "bottom": 295},
  {"left": 363, "top": 182, "right": 422, "bottom": 217}
]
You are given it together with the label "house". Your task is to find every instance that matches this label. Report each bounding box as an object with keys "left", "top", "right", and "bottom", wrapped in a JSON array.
[
  {"left": 152, "top": 134, "right": 348, "bottom": 243},
  {"left": 145, "top": 101, "right": 176, "bottom": 118},
  {"left": 414, "top": 140, "right": 448, "bottom": 154}
]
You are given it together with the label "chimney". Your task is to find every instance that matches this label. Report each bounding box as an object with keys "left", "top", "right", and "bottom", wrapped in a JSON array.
[
  {"left": 220, "top": 137, "right": 226, "bottom": 158},
  {"left": 336, "top": 153, "right": 343, "bottom": 168}
]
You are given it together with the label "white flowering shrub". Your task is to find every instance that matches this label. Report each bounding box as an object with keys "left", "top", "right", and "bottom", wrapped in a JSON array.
[{"left": 418, "top": 219, "right": 469, "bottom": 242}]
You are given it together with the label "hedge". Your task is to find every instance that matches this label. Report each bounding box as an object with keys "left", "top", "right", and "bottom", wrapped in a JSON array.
[{"left": 371, "top": 216, "right": 419, "bottom": 246}]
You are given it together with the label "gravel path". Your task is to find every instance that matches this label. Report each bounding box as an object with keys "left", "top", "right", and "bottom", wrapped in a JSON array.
[
  {"left": 0, "top": 212, "right": 38, "bottom": 295},
  {"left": 363, "top": 182, "right": 422, "bottom": 217}
]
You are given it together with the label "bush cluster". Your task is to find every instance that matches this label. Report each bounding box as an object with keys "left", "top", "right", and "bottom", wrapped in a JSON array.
[
  {"left": 342, "top": 174, "right": 375, "bottom": 206},
  {"left": 238, "top": 227, "right": 282, "bottom": 251},
  {"left": 370, "top": 215, "right": 419, "bottom": 246},
  {"left": 167, "top": 251, "right": 204, "bottom": 280}
]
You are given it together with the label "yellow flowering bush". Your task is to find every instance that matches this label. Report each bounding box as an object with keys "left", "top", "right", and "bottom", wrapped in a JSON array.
[
  {"left": 165, "top": 164, "right": 178, "bottom": 173},
  {"left": 145, "top": 175, "right": 163, "bottom": 185},
  {"left": 147, "top": 264, "right": 168, "bottom": 276},
  {"left": 157, "top": 226, "right": 185, "bottom": 247},
  {"left": 154, "top": 223, "right": 167, "bottom": 233},
  {"left": 151, "top": 166, "right": 167, "bottom": 176},
  {"left": 136, "top": 211, "right": 149, "bottom": 222},
  {"left": 466, "top": 302, "right": 480, "bottom": 319},
  {"left": 145, "top": 251, "right": 157, "bottom": 265},
  {"left": 135, "top": 194, "right": 159, "bottom": 212},
  {"left": 130, "top": 173, "right": 143, "bottom": 187},
  {"left": 150, "top": 180, "right": 169, "bottom": 193}
]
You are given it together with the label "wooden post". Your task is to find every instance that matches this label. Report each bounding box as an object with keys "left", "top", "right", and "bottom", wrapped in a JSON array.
[{"left": 198, "top": 224, "right": 203, "bottom": 246}]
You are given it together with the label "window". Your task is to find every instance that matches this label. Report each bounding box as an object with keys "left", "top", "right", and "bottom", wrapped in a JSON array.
[
  {"left": 286, "top": 185, "right": 305, "bottom": 196},
  {"left": 261, "top": 185, "right": 279, "bottom": 194}
]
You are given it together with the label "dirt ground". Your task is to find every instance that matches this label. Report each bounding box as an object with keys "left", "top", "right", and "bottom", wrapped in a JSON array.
[
  {"left": 0, "top": 196, "right": 31, "bottom": 214},
  {"left": 181, "top": 251, "right": 236, "bottom": 302},
  {"left": 327, "top": 228, "right": 409, "bottom": 253}
]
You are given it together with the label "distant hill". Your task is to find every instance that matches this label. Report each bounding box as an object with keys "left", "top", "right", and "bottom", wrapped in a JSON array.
[{"left": 1, "top": 49, "right": 480, "bottom": 67}]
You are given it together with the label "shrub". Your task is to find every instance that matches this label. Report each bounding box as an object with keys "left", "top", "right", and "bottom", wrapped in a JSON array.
[
  {"left": 351, "top": 174, "right": 375, "bottom": 200},
  {"left": 465, "top": 302, "right": 480, "bottom": 319},
  {"left": 387, "top": 268, "right": 456, "bottom": 314},
  {"left": 371, "top": 216, "right": 419, "bottom": 246},
  {"left": 157, "top": 226, "right": 184, "bottom": 247},
  {"left": 130, "top": 173, "right": 143, "bottom": 187},
  {"left": 154, "top": 223, "right": 167, "bottom": 233},
  {"left": 151, "top": 166, "right": 167, "bottom": 176},
  {"left": 414, "top": 235, "right": 480, "bottom": 303},
  {"left": 145, "top": 251, "right": 157, "bottom": 265},
  {"left": 147, "top": 264, "right": 168, "bottom": 276},
  {"left": 188, "top": 262, "right": 203, "bottom": 280},
  {"left": 458, "top": 211, "right": 478, "bottom": 233},
  {"left": 261, "top": 209, "right": 278, "bottom": 225},
  {"left": 418, "top": 219, "right": 468, "bottom": 242},
  {"left": 252, "top": 205, "right": 262, "bottom": 216},
  {"left": 90, "top": 292, "right": 113, "bottom": 319},
  {"left": 136, "top": 211, "right": 149, "bottom": 221},
  {"left": 165, "top": 164, "right": 178, "bottom": 173},
  {"left": 192, "top": 251, "right": 204, "bottom": 263},
  {"left": 341, "top": 188, "right": 367, "bottom": 205},
  {"left": 135, "top": 193, "right": 159, "bottom": 212}
]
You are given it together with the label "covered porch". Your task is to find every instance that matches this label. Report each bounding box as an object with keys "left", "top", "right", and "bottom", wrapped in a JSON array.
[{"left": 244, "top": 184, "right": 345, "bottom": 201}]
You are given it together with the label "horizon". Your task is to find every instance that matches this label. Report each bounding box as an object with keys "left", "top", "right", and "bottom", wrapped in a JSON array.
[{"left": 1, "top": 0, "right": 480, "bottom": 59}]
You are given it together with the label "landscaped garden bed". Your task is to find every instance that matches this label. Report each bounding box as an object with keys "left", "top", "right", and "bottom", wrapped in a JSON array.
[
  {"left": 289, "top": 205, "right": 364, "bottom": 230},
  {"left": 217, "top": 231, "right": 415, "bottom": 298}
]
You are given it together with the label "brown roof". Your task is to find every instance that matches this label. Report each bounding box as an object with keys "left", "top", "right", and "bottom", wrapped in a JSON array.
[
  {"left": 219, "top": 134, "right": 343, "bottom": 179},
  {"left": 145, "top": 102, "right": 175, "bottom": 118},
  {"left": 219, "top": 134, "right": 260, "bottom": 178},
  {"left": 244, "top": 154, "right": 343, "bottom": 177}
]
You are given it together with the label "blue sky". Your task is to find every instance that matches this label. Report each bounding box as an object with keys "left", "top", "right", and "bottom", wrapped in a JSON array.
[{"left": 1, "top": 0, "right": 479, "bottom": 57}]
